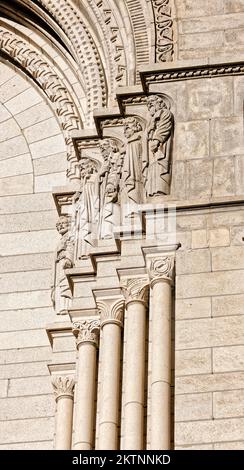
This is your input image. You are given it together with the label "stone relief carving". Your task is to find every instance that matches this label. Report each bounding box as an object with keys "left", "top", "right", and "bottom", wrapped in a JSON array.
[
  {"left": 144, "top": 95, "right": 174, "bottom": 197},
  {"left": 97, "top": 298, "right": 124, "bottom": 327},
  {"left": 151, "top": 0, "right": 174, "bottom": 62},
  {"left": 122, "top": 278, "right": 149, "bottom": 306},
  {"left": 51, "top": 215, "right": 74, "bottom": 315},
  {"left": 72, "top": 319, "right": 100, "bottom": 347},
  {"left": 149, "top": 256, "right": 174, "bottom": 283}
]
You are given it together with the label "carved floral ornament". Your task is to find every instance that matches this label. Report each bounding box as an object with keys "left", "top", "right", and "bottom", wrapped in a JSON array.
[
  {"left": 149, "top": 256, "right": 175, "bottom": 285},
  {"left": 122, "top": 278, "right": 149, "bottom": 306},
  {"left": 52, "top": 376, "right": 75, "bottom": 401},
  {"left": 72, "top": 320, "right": 100, "bottom": 347},
  {"left": 97, "top": 299, "right": 125, "bottom": 328}
]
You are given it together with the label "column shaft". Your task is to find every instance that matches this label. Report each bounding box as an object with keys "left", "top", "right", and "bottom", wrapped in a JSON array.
[
  {"left": 124, "top": 301, "right": 146, "bottom": 450},
  {"left": 55, "top": 396, "right": 74, "bottom": 449}
]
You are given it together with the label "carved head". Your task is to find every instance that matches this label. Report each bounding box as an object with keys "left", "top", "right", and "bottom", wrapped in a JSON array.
[
  {"left": 147, "top": 95, "right": 167, "bottom": 116},
  {"left": 99, "top": 139, "right": 118, "bottom": 159},
  {"left": 56, "top": 215, "right": 69, "bottom": 235},
  {"left": 80, "top": 159, "right": 97, "bottom": 178},
  {"left": 124, "top": 117, "right": 142, "bottom": 139}
]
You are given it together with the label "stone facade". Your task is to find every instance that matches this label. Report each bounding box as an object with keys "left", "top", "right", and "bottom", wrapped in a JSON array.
[{"left": 0, "top": 0, "right": 244, "bottom": 450}]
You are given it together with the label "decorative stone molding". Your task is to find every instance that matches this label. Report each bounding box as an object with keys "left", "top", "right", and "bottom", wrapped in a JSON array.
[
  {"left": 126, "top": 0, "right": 150, "bottom": 71},
  {"left": 36, "top": 0, "right": 106, "bottom": 115},
  {"left": 97, "top": 299, "right": 124, "bottom": 327},
  {"left": 72, "top": 319, "right": 100, "bottom": 347},
  {"left": 52, "top": 376, "right": 75, "bottom": 401},
  {"left": 0, "top": 26, "right": 81, "bottom": 182},
  {"left": 149, "top": 256, "right": 174, "bottom": 286},
  {"left": 122, "top": 278, "right": 149, "bottom": 306},
  {"left": 151, "top": 0, "right": 174, "bottom": 62},
  {"left": 141, "top": 62, "right": 244, "bottom": 89}
]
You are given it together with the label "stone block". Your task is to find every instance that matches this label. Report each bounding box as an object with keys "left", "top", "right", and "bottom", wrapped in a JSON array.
[
  {"left": 209, "top": 208, "right": 244, "bottom": 228},
  {"left": 176, "top": 0, "right": 223, "bottom": 18},
  {"left": 213, "top": 389, "right": 244, "bottom": 419},
  {"left": 180, "top": 31, "right": 224, "bottom": 50},
  {"left": 0, "top": 395, "right": 54, "bottom": 421},
  {"left": 0, "top": 329, "right": 49, "bottom": 350},
  {"left": 52, "top": 335, "right": 76, "bottom": 353},
  {"left": 176, "top": 316, "right": 244, "bottom": 349},
  {"left": 231, "top": 225, "right": 244, "bottom": 245},
  {"left": 176, "top": 270, "right": 244, "bottom": 299},
  {"left": 0, "top": 135, "right": 29, "bottom": 160},
  {"left": 224, "top": 0, "right": 244, "bottom": 13},
  {"left": 0, "top": 173, "right": 33, "bottom": 197},
  {"left": 33, "top": 152, "right": 67, "bottom": 176},
  {"left": 0, "top": 380, "right": 8, "bottom": 398},
  {"left": 0, "top": 103, "right": 11, "bottom": 123},
  {"left": 0, "top": 269, "right": 51, "bottom": 294},
  {"left": 0, "top": 290, "right": 51, "bottom": 311},
  {"left": 0, "top": 211, "right": 56, "bottom": 234},
  {"left": 235, "top": 155, "right": 244, "bottom": 195},
  {"left": 35, "top": 172, "right": 66, "bottom": 192},
  {"left": 0, "top": 347, "right": 51, "bottom": 365},
  {"left": 0, "top": 153, "right": 33, "bottom": 179},
  {"left": 175, "top": 348, "right": 212, "bottom": 376},
  {"left": 29, "top": 134, "right": 66, "bottom": 159},
  {"left": 0, "top": 308, "right": 52, "bottom": 331},
  {"left": 192, "top": 230, "right": 208, "bottom": 249},
  {"left": 175, "top": 120, "right": 209, "bottom": 160},
  {"left": 212, "top": 294, "right": 244, "bottom": 316},
  {"left": 0, "top": 193, "right": 54, "bottom": 214},
  {"left": 0, "top": 118, "right": 21, "bottom": 143},
  {"left": 177, "top": 214, "right": 206, "bottom": 231},
  {"left": 24, "top": 117, "right": 60, "bottom": 144},
  {"left": 0, "top": 253, "right": 53, "bottom": 274},
  {"left": 171, "top": 161, "right": 187, "bottom": 199},
  {"left": 0, "top": 229, "right": 58, "bottom": 256},
  {"left": 209, "top": 228, "right": 230, "bottom": 247},
  {"left": 213, "top": 345, "right": 244, "bottom": 372},
  {"left": 186, "top": 160, "right": 213, "bottom": 198},
  {"left": 175, "top": 393, "right": 212, "bottom": 422},
  {"left": 214, "top": 441, "right": 244, "bottom": 450},
  {"left": 14, "top": 102, "right": 53, "bottom": 129},
  {"left": 213, "top": 157, "right": 235, "bottom": 197},
  {"left": 212, "top": 246, "right": 244, "bottom": 271},
  {"left": 225, "top": 28, "right": 244, "bottom": 47},
  {"left": 175, "top": 417, "right": 244, "bottom": 446},
  {"left": 176, "top": 372, "right": 244, "bottom": 395},
  {"left": 0, "top": 63, "right": 15, "bottom": 86},
  {"left": 0, "top": 362, "right": 49, "bottom": 379},
  {"left": 4, "top": 88, "right": 42, "bottom": 116},
  {"left": 176, "top": 297, "right": 211, "bottom": 320},
  {"left": 180, "top": 13, "right": 244, "bottom": 33},
  {"left": 0, "top": 417, "right": 54, "bottom": 444},
  {"left": 176, "top": 249, "right": 211, "bottom": 274},
  {"left": 0, "top": 441, "right": 53, "bottom": 450},
  {"left": 211, "top": 117, "right": 243, "bottom": 157},
  {"left": 0, "top": 75, "right": 29, "bottom": 103}
]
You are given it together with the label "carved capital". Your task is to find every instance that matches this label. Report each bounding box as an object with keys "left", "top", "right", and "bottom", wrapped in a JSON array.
[
  {"left": 149, "top": 256, "right": 174, "bottom": 286},
  {"left": 52, "top": 376, "right": 75, "bottom": 401},
  {"left": 72, "top": 319, "right": 100, "bottom": 348},
  {"left": 122, "top": 278, "right": 149, "bottom": 307},
  {"left": 97, "top": 299, "right": 124, "bottom": 328}
]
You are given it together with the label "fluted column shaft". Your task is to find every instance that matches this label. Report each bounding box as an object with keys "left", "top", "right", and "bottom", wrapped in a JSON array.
[
  {"left": 52, "top": 376, "right": 75, "bottom": 450},
  {"left": 98, "top": 299, "right": 124, "bottom": 450},
  {"left": 149, "top": 256, "right": 174, "bottom": 450},
  {"left": 122, "top": 279, "right": 148, "bottom": 450},
  {"left": 72, "top": 319, "right": 100, "bottom": 450}
]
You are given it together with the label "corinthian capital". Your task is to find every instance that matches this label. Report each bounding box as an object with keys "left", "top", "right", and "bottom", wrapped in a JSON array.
[
  {"left": 149, "top": 256, "right": 174, "bottom": 286},
  {"left": 72, "top": 319, "right": 100, "bottom": 348},
  {"left": 52, "top": 376, "right": 75, "bottom": 401},
  {"left": 122, "top": 278, "right": 148, "bottom": 306},
  {"left": 97, "top": 298, "right": 124, "bottom": 328}
]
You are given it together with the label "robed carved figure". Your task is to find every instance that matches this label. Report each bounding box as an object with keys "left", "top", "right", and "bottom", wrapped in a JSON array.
[
  {"left": 144, "top": 95, "right": 174, "bottom": 197},
  {"left": 52, "top": 215, "right": 74, "bottom": 315}
]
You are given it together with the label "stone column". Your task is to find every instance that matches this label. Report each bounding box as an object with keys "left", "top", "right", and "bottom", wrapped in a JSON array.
[
  {"left": 97, "top": 298, "right": 124, "bottom": 450},
  {"left": 72, "top": 319, "right": 100, "bottom": 450},
  {"left": 52, "top": 376, "right": 75, "bottom": 450},
  {"left": 122, "top": 278, "right": 148, "bottom": 450},
  {"left": 149, "top": 256, "right": 174, "bottom": 450}
]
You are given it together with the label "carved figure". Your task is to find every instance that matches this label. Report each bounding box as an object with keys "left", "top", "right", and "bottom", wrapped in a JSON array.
[
  {"left": 144, "top": 95, "right": 174, "bottom": 197},
  {"left": 52, "top": 215, "right": 73, "bottom": 315}
]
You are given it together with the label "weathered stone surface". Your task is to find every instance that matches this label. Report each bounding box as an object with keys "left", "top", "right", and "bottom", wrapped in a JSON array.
[
  {"left": 213, "top": 157, "right": 235, "bottom": 197},
  {"left": 176, "top": 297, "right": 211, "bottom": 320},
  {"left": 176, "top": 270, "right": 244, "bottom": 299},
  {"left": 35, "top": 172, "right": 66, "bottom": 192},
  {"left": 186, "top": 160, "right": 213, "bottom": 198},
  {"left": 180, "top": 31, "right": 224, "bottom": 51},
  {"left": 175, "top": 417, "right": 244, "bottom": 446},
  {"left": 0, "top": 308, "right": 53, "bottom": 331},
  {"left": 0, "top": 395, "right": 54, "bottom": 421},
  {"left": 0, "top": 154, "right": 33, "bottom": 179},
  {"left": 212, "top": 247, "right": 244, "bottom": 271},
  {"left": 33, "top": 152, "right": 67, "bottom": 176},
  {"left": 0, "top": 174, "right": 33, "bottom": 197},
  {"left": 0, "top": 290, "right": 51, "bottom": 311},
  {"left": 0, "top": 380, "right": 8, "bottom": 398},
  {"left": 0, "top": 230, "right": 58, "bottom": 256},
  {"left": 0, "top": 135, "right": 29, "bottom": 159},
  {"left": 176, "top": 0, "right": 224, "bottom": 18},
  {"left": 180, "top": 13, "right": 244, "bottom": 33},
  {"left": 214, "top": 441, "right": 244, "bottom": 450},
  {"left": 175, "top": 348, "right": 211, "bottom": 376},
  {"left": 175, "top": 120, "right": 209, "bottom": 160},
  {"left": 24, "top": 117, "right": 60, "bottom": 144},
  {"left": 0, "top": 270, "right": 51, "bottom": 294},
  {"left": 0, "top": 329, "right": 49, "bottom": 350},
  {"left": 212, "top": 293, "right": 244, "bottom": 316},
  {"left": 14, "top": 102, "right": 53, "bottom": 129},
  {"left": 4, "top": 88, "right": 42, "bottom": 115},
  {"left": 175, "top": 393, "right": 212, "bottom": 422},
  {"left": 176, "top": 249, "right": 211, "bottom": 274},
  {"left": 213, "top": 345, "right": 244, "bottom": 372},
  {"left": 209, "top": 228, "right": 230, "bottom": 247},
  {"left": 192, "top": 230, "right": 208, "bottom": 249},
  {"left": 211, "top": 117, "right": 243, "bottom": 157},
  {"left": 0, "top": 362, "right": 49, "bottom": 379},
  {"left": 176, "top": 372, "right": 244, "bottom": 395},
  {"left": 213, "top": 389, "right": 244, "bottom": 419},
  {"left": 0, "top": 347, "right": 51, "bottom": 365},
  {"left": 0, "top": 211, "right": 56, "bottom": 234},
  {"left": 0, "top": 75, "right": 29, "bottom": 103},
  {"left": 0, "top": 417, "right": 54, "bottom": 444},
  {"left": 0, "top": 441, "right": 53, "bottom": 450},
  {"left": 0, "top": 193, "right": 54, "bottom": 214},
  {"left": 231, "top": 225, "right": 244, "bottom": 245},
  {"left": 29, "top": 134, "right": 66, "bottom": 159}
]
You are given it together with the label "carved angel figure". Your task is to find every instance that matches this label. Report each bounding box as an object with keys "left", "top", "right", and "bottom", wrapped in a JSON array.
[
  {"left": 121, "top": 116, "right": 143, "bottom": 218},
  {"left": 51, "top": 215, "right": 74, "bottom": 315},
  {"left": 144, "top": 95, "right": 174, "bottom": 197}
]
